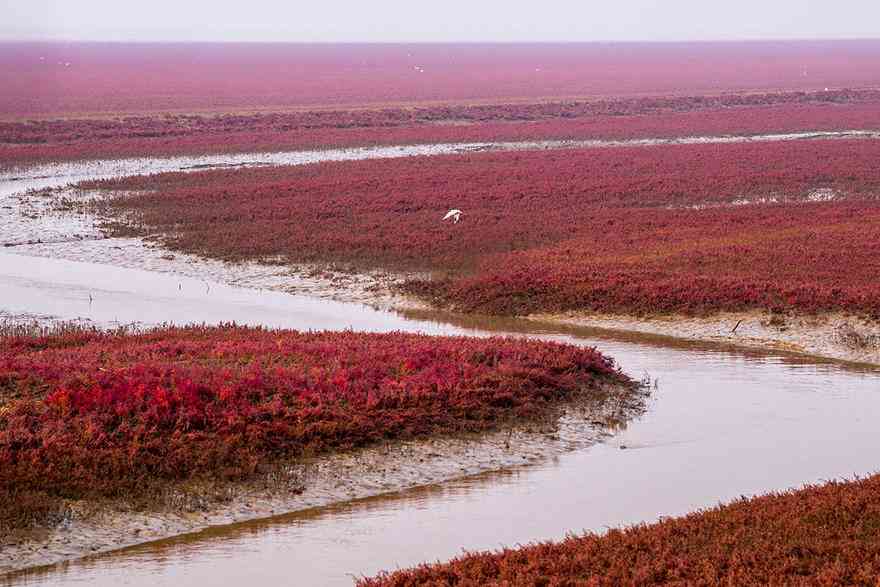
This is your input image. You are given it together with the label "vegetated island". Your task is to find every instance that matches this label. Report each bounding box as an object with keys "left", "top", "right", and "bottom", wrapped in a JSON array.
[
  {"left": 83, "top": 136, "right": 880, "bottom": 365},
  {"left": 0, "top": 323, "right": 641, "bottom": 574}
]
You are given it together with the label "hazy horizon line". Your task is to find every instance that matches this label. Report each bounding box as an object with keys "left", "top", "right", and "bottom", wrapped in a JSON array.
[{"left": 2, "top": 36, "right": 879, "bottom": 45}]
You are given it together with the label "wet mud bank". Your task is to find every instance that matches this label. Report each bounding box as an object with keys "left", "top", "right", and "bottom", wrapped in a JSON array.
[
  {"left": 2, "top": 140, "right": 880, "bottom": 583},
  {"left": 7, "top": 327, "right": 880, "bottom": 587},
  {"left": 3, "top": 182, "right": 878, "bottom": 367},
  {"left": 4, "top": 136, "right": 880, "bottom": 366},
  {"left": 530, "top": 311, "right": 880, "bottom": 367},
  {"left": 1, "top": 385, "right": 646, "bottom": 576}
]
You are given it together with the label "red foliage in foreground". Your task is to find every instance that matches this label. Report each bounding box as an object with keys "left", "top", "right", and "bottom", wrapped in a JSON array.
[
  {"left": 5, "top": 41, "right": 880, "bottom": 118},
  {"left": 3, "top": 90, "right": 879, "bottom": 168},
  {"left": 0, "top": 326, "right": 620, "bottom": 499},
  {"left": 96, "top": 139, "right": 880, "bottom": 317},
  {"left": 360, "top": 474, "right": 880, "bottom": 586}
]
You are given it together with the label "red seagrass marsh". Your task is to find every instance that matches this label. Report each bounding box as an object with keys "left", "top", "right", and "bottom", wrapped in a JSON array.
[
  {"left": 3, "top": 28, "right": 880, "bottom": 587},
  {"left": 92, "top": 138, "right": 880, "bottom": 317}
]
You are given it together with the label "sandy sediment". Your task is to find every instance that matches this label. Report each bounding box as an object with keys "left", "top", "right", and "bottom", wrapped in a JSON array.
[
  {"left": 531, "top": 310, "right": 880, "bottom": 367},
  {"left": 5, "top": 186, "right": 879, "bottom": 367},
  {"left": 3, "top": 167, "right": 880, "bottom": 368},
  {"left": 1, "top": 149, "right": 878, "bottom": 575},
  {"left": 0, "top": 384, "right": 646, "bottom": 576},
  {"left": 1, "top": 186, "right": 425, "bottom": 310}
]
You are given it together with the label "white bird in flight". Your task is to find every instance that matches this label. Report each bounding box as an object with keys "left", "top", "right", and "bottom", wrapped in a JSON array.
[{"left": 443, "top": 209, "right": 463, "bottom": 224}]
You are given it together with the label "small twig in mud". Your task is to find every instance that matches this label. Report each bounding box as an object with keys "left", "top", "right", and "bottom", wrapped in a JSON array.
[
  {"left": 731, "top": 319, "right": 743, "bottom": 334},
  {"left": 765, "top": 311, "right": 788, "bottom": 331},
  {"left": 504, "top": 427, "right": 514, "bottom": 450}
]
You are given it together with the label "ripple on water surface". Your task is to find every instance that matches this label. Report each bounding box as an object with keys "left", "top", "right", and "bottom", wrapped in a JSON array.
[
  {"left": 2, "top": 137, "right": 880, "bottom": 585},
  {"left": 5, "top": 316, "right": 879, "bottom": 587}
]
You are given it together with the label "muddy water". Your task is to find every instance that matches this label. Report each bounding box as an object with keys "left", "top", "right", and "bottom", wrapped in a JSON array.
[
  {"left": 2, "top": 142, "right": 880, "bottom": 585},
  {"left": 0, "top": 251, "right": 457, "bottom": 334},
  {"left": 4, "top": 294, "right": 880, "bottom": 586}
]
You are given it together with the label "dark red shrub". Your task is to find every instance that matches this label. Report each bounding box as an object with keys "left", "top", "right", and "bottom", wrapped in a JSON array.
[
  {"left": 93, "top": 139, "right": 880, "bottom": 317},
  {"left": 0, "top": 325, "right": 623, "bottom": 501}
]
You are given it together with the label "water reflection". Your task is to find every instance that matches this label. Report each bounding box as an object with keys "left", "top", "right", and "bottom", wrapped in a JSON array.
[
  {"left": 2, "top": 141, "right": 879, "bottom": 586},
  {"left": 6, "top": 309, "right": 878, "bottom": 586}
]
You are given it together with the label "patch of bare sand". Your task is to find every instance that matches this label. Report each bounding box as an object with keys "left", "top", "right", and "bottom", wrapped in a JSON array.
[
  {"left": 528, "top": 310, "right": 880, "bottom": 366},
  {"left": 0, "top": 384, "right": 646, "bottom": 576}
]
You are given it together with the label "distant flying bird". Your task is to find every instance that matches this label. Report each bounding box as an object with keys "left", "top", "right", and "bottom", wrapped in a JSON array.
[{"left": 443, "top": 209, "right": 463, "bottom": 224}]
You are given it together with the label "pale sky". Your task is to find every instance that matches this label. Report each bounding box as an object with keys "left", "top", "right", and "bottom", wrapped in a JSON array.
[{"left": 1, "top": 0, "right": 879, "bottom": 42}]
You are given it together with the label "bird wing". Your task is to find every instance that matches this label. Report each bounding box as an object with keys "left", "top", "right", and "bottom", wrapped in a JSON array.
[{"left": 442, "top": 210, "right": 459, "bottom": 220}]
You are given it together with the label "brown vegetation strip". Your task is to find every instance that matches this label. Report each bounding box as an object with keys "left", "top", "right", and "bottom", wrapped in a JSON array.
[
  {"left": 3, "top": 90, "right": 879, "bottom": 168},
  {"left": 361, "top": 474, "right": 880, "bottom": 586}
]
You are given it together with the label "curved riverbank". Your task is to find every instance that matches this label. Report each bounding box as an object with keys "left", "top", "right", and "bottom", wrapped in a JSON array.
[
  {"left": 360, "top": 473, "right": 880, "bottom": 586},
  {"left": 2, "top": 139, "right": 879, "bottom": 582},
  {"left": 1, "top": 385, "right": 644, "bottom": 576},
  {"left": 530, "top": 310, "right": 880, "bottom": 367},
  {"left": 6, "top": 329, "right": 879, "bottom": 586},
  {"left": 3, "top": 139, "right": 880, "bottom": 368}
]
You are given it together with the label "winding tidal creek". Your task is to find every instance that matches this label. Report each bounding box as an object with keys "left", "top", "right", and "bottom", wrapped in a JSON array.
[{"left": 2, "top": 141, "right": 879, "bottom": 585}]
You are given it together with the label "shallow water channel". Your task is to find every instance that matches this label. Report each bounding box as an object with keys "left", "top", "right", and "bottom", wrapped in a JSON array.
[
  {"left": 3, "top": 257, "right": 879, "bottom": 586},
  {"left": 2, "top": 142, "right": 880, "bottom": 585}
]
